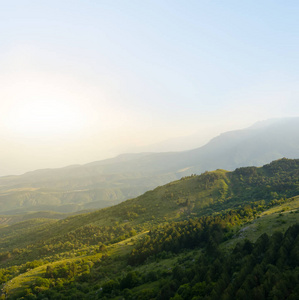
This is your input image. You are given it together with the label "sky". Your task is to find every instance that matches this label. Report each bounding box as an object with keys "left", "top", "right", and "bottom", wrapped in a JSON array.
[{"left": 0, "top": 1, "right": 298, "bottom": 175}]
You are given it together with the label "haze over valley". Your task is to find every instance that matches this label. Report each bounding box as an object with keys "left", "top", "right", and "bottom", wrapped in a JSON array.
[
  {"left": 1, "top": 2, "right": 299, "bottom": 299},
  {"left": 0, "top": 117, "right": 298, "bottom": 215},
  {"left": 1, "top": 1, "right": 298, "bottom": 176}
]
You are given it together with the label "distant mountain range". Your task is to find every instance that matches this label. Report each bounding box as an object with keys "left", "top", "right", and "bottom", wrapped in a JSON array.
[{"left": 0, "top": 117, "right": 298, "bottom": 214}]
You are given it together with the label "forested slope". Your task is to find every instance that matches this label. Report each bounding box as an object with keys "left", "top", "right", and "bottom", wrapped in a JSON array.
[{"left": 0, "top": 158, "right": 299, "bottom": 299}]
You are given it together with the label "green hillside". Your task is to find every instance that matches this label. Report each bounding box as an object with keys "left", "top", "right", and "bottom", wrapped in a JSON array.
[
  {"left": 0, "top": 211, "right": 72, "bottom": 226},
  {"left": 0, "top": 158, "right": 299, "bottom": 299}
]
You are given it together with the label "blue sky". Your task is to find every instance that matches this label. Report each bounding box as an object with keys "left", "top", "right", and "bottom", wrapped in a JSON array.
[{"left": 0, "top": 1, "right": 298, "bottom": 174}]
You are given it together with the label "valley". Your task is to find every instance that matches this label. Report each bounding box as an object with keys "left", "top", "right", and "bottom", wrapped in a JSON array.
[{"left": 0, "top": 118, "right": 298, "bottom": 215}]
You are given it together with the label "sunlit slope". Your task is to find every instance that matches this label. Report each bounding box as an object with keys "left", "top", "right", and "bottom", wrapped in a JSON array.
[
  {"left": 0, "top": 211, "right": 76, "bottom": 226},
  {"left": 0, "top": 158, "right": 298, "bottom": 268},
  {"left": 0, "top": 170, "right": 230, "bottom": 255},
  {"left": 235, "top": 195, "right": 299, "bottom": 241},
  {"left": 0, "top": 159, "right": 299, "bottom": 299},
  {"left": 2, "top": 177, "right": 299, "bottom": 299}
]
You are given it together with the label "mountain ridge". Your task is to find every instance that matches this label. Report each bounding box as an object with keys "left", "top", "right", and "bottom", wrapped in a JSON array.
[{"left": 0, "top": 117, "right": 298, "bottom": 214}]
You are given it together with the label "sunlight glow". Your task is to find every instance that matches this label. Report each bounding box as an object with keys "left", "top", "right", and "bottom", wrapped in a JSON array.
[{"left": 4, "top": 99, "right": 85, "bottom": 137}]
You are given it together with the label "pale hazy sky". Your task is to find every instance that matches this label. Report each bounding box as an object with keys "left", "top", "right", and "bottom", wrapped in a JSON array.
[{"left": 0, "top": 1, "right": 298, "bottom": 175}]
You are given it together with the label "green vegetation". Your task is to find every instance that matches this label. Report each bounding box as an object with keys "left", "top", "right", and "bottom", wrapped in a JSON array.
[
  {"left": 0, "top": 211, "right": 75, "bottom": 226},
  {"left": 0, "top": 158, "right": 299, "bottom": 299}
]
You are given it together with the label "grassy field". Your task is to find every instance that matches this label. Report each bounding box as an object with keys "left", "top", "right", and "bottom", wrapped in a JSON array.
[{"left": 224, "top": 195, "right": 299, "bottom": 249}]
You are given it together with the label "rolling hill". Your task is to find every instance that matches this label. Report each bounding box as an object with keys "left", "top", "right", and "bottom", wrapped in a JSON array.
[
  {"left": 0, "top": 117, "right": 298, "bottom": 214},
  {"left": 0, "top": 158, "right": 298, "bottom": 262}
]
